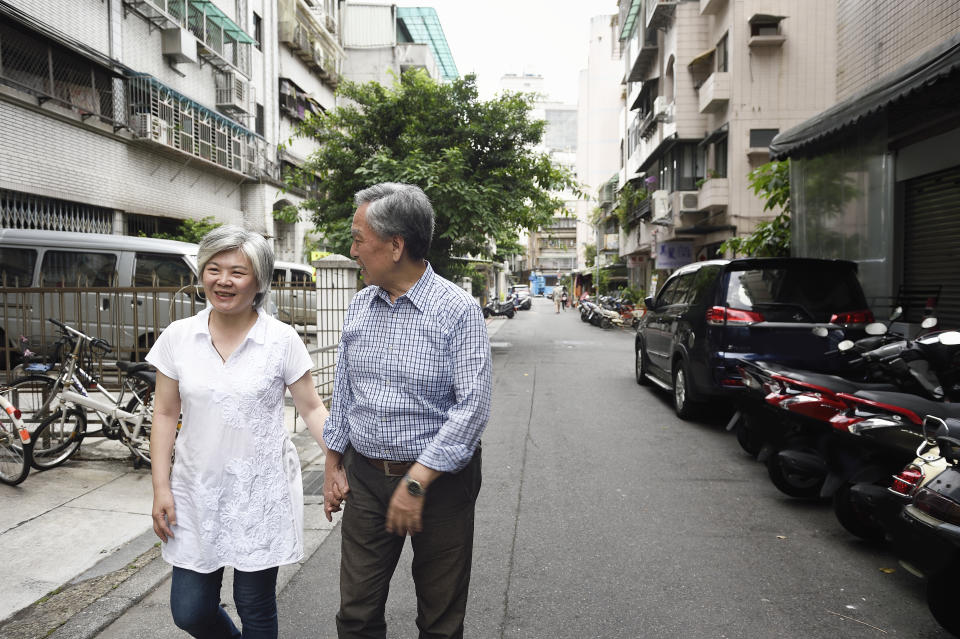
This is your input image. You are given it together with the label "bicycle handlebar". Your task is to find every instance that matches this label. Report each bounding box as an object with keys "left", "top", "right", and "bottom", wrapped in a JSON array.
[{"left": 46, "top": 318, "right": 113, "bottom": 353}]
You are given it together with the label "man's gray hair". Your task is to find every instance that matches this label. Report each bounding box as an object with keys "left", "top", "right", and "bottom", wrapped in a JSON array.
[
  {"left": 354, "top": 183, "right": 435, "bottom": 261},
  {"left": 197, "top": 225, "right": 274, "bottom": 309}
]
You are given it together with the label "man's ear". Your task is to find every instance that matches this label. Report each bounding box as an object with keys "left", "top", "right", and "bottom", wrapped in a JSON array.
[{"left": 391, "top": 235, "right": 405, "bottom": 262}]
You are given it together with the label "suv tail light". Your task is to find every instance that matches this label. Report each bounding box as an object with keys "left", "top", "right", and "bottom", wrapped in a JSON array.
[
  {"left": 913, "top": 487, "right": 960, "bottom": 524},
  {"left": 706, "top": 306, "right": 765, "bottom": 326},
  {"left": 891, "top": 466, "right": 923, "bottom": 496},
  {"left": 830, "top": 309, "right": 874, "bottom": 325}
]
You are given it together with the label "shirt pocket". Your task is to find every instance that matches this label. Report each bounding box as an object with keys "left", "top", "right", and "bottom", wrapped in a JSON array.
[{"left": 403, "top": 339, "right": 451, "bottom": 401}]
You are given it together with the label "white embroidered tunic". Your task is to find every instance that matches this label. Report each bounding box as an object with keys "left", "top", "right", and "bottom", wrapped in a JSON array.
[{"left": 146, "top": 307, "right": 314, "bottom": 573}]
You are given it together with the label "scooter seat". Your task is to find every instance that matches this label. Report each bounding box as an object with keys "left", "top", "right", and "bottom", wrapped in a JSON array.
[
  {"left": 852, "top": 390, "right": 960, "bottom": 420},
  {"left": 759, "top": 363, "right": 898, "bottom": 395}
]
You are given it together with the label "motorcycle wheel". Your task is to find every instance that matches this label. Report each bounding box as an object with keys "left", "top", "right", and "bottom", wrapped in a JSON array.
[
  {"left": 735, "top": 417, "right": 764, "bottom": 458},
  {"left": 635, "top": 342, "right": 650, "bottom": 386},
  {"left": 506, "top": 310, "right": 515, "bottom": 319},
  {"left": 928, "top": 565, "right": 960, "bottom": 636},
  {"left": 601, "top": 316, "right": 612, "bottom": 329},
  {"left": 766, "top": 447, "right": 825, "bottom": 499},
  {"left": 483, "top": 308, "right": 491, "bottom": 318},
  {"left": 832, "top": 481, "right": 886, "bottom": 542},
  {"left": 580, "top": 310, "right": 590, "bottom": 323}
]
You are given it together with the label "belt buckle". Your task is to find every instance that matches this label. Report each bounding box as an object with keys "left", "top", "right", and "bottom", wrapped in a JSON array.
[{"left": 382, "top": 460, "right": 394, "bottom": 475}]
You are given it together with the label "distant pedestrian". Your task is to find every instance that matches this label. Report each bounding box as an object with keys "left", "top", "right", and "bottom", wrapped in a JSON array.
[
  {"left": 554, "top": 286, "right": 564, "bottom": 313},
  {"left": 148, "top": 225, "right": 330, "bottom": 639},
  {"left": 323, "top": 182, "right": 492, "bottom": 638}
]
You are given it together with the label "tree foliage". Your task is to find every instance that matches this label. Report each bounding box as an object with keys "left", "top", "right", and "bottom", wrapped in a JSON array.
[
  {"left": 144, "top": 216, "right": 221, "bottom": 244},
  {"left": 287, "top": 70, "right": 580, "bottom": 278},
  {"left": 718, "top": 160, "right": 791, "bottom": 258}
]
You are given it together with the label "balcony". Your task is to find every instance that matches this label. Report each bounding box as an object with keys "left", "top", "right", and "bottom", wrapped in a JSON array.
[
  {"left": 278, "top": 0, "right": 344, "bottom": 85},
  {"left": 698, "top": 177, "right": 729, "bottom": 211},
  {"left": 127, "top": 74, "right": 264, "bottom": 179},
  {"left": 123, "top": 0, "right": 255, "bottom": 76},
  {"left": 645, "top": 0, "right": 678, "bottom": 31},
  {"left": 699, "top": 0, "right": 725, "bottom": 15},
  {"left": 698, "top": 71, "right": 729, "bottom": 113}
]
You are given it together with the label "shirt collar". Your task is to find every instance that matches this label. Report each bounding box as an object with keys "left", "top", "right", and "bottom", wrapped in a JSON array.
[
  {"left": 371, "top": 262, "right": 435, "bottom": 312},
  {"left": 190, "top": 306, "right": 270, "bottom": 344}
]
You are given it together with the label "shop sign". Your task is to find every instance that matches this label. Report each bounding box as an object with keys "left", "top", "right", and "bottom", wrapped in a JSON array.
[{"left": 655, "top": 241, "right": 693, "bottom": 270}]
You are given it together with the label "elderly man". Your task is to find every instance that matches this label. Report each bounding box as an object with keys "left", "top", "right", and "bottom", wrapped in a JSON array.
[{"left": 322, "top": 182, "right": 492, "bottom": 639}]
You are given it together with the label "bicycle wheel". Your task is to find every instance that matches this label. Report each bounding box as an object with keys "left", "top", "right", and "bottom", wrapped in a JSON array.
[
  {"left": 0, "top": 400, "right": 32, "bottom": 486},
  {"left": 122, "top": 391, "right": 153, "bottom": 467},
  {"left": 31, "top": 407, "right": 86, "bottom": 470},
  {"left": 6, "top": 375, "right": 58, "bottom": 429}
]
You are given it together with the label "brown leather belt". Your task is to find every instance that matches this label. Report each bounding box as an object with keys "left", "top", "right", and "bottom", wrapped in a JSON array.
[{"left": 359, "top": 453, "right": 415, "bottom": 477}]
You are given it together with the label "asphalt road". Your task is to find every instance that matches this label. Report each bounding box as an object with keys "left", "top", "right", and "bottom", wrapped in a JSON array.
[{"left": 277, "top": 297, "right": 951, "bottom": 639}]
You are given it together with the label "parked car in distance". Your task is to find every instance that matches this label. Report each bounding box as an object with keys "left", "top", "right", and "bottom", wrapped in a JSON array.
[
  {"left": 634, "top": 257, "right": 873, "bottom": 419},
  {"left": 271, "top": 261, "right": 317, "bottom": 325}
]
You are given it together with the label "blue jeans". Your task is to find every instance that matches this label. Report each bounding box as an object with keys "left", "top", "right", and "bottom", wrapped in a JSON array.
[{"left": 170, "top": 566, "right": 279, "bottom": 639}]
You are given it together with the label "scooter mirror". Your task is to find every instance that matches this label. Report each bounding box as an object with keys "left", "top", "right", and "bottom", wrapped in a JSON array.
[
  {"left": 922, "top": 415, "right": 948, "bottom": 443},
  {"left": 939, "top": 331, "right": 960, "bottom": 346},
  {"left": 838, "top": 339, "right": 855, "bottom": 352},
  {"left": 811, "top": 326, "right": 829, "bottom": 338},
  {"left": 865, "top": 322, "right": 888, "bottom": 336},
  {"left": 889, "top": 306, "right": 903, "bottom": 322},
  {"left": 922, "top": 317, "right": 939, "bottom": 330}
]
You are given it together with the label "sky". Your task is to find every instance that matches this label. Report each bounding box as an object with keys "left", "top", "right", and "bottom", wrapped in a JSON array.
[{"left": 391, "top": 0, "right": 620, "bottom": 105}]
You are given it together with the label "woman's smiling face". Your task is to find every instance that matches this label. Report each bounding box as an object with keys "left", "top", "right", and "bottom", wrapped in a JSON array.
[{"left": 201, "top": 249, "right": 259, "bottom": 315}]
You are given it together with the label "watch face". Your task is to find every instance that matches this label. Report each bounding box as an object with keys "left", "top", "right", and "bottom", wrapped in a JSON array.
[{"left": 406, "top": 478, "right": 425, "bottom": 497}]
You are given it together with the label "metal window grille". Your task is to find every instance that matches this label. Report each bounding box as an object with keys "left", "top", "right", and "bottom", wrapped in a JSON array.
[
  {"left": 0, "top": 189, "right": 113, "bottom": 233},
  {"left": 0, "top": 21, "right": 124, "bottom": 126}
]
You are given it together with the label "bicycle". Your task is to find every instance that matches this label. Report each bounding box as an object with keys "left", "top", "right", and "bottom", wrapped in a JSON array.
[
  {"left": 8, "top": 318, "right": 156, "bottom": 470},
  {"left": 0, "top": 386, "right": 32, "bottom": 485}
]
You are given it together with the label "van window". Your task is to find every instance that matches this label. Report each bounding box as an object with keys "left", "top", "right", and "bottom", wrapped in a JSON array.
[
  {"left": 272, "top": 269, "right": 287, "bottom": 285},
  {"left": 135, "top": 253, "right": 195, "bottom": 287},
  {"left": 290, "top": 269, "right": 313, "bottom": 288},
  {"left": 40, "top": 251, "right": 117, "bottom": 286},
  {"left": 0, "top": 248, "right": 37, "bottom": 287}
]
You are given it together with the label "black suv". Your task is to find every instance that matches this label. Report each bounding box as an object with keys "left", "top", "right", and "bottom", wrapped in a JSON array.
[{"left": 635, "top": 258, "right": 873, "bottom": 418}]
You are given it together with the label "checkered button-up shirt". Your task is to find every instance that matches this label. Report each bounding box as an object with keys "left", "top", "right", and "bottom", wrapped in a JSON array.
[{"left": 323, "top": 263, "right": 492, "bottom": 473}]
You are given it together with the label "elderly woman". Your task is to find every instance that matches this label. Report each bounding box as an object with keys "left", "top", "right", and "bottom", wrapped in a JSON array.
[{"left": 147, "top": 225, "right": 330, "bottom": 639}]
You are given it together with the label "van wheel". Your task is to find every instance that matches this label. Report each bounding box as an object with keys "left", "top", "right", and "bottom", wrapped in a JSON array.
[{"left": 673, "top": 361, "right": 697, "bottom": 420}]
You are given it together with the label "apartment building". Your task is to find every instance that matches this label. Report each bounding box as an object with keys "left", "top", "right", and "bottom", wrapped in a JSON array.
[
  {"left": 0, "top": 0, "right": 348, "bottom": 263},
  {"left": 612, "top": 0, "right": 838, "bottom": 291},
  {"left": 770, "top": 1, "right": 960, "bottom": 327}
]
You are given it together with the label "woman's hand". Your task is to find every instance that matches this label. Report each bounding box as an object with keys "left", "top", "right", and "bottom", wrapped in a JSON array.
[
  {"left": 323, "top": 452, "right": 350, "bottom": 522},
  {"left": 153, "top": 487, "right": 177, "bottom": 542}
]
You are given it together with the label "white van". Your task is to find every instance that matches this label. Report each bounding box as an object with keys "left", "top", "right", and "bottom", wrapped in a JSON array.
[
  {"left": 272, "top": 260, "right": 317, "bottom": 326},
  {"left": 0, "top": 229, "right": 202, "bottom": 364}
]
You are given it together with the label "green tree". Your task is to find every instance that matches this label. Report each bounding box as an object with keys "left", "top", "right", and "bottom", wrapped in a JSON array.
[
  {"left": 718, "top": 160, "right": 791, "bottom": 257},
  {"left": 143, "top": 216, "right": 221, "bottom": 244},
  {"left": 288, "top": 70, "right": 580, "bottom": 279}
]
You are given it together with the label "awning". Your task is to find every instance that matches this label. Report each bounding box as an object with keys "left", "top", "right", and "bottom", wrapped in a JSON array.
[
  {"left": 629, "top": 76, "right": 659, "bottom": 111},
  {"left": 698, "top": 122, "right": 729, "bottom": 147},
  {"left": 770, "top": 31, "right": 960, "bottom": 159},
  {"left": 687, "top": 47, "right": 715, "bottom": 69},
  {"left": 618, "top": 0, "right": 642, "bottom": 41},
  {"left": 189, "top": 0, "right": 257, "bottom": 44},
  {"left": 748, "top": 13, "right": 786, "bottom": 25}
]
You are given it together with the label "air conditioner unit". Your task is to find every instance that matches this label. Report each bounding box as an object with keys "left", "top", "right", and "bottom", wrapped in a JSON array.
[
  {"left": 216, "top": 72, "right": 251, "bottom": 115},
  {"left": 679, "top": 191, "right": 699, "bottom": 212},
  {"left": 161, "top": 27, "right": 197, "bottom": 64},
  {"left": 134, "top": 113, "right": 168, "bottom": 143},
  {"left": 650, "top": 189, "right": 673, "bottom": 226}
]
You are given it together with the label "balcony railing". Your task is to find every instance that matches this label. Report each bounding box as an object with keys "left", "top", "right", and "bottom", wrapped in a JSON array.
[{"left": 127, "top": 74, "right": 264, "bottom": 178}]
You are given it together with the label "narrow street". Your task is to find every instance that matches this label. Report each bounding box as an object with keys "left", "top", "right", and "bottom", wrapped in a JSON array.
[{"left": 278, "top": 296, "right": 949, "bottom": 638}]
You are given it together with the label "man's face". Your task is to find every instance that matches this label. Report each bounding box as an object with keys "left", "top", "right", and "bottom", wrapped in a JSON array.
[{"left": 350, "top": 203, "right": 395, "bottom": 287}]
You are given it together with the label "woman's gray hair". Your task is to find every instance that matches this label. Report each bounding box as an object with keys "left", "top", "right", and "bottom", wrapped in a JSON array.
[
  {"left": 197, "top": 225, "right": 274, "bottom": 309},
  {"left": 354, "top": 183, "right": 435, "bottom": 261}
]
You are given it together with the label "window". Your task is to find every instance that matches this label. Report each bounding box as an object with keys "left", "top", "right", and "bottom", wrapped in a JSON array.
[
  {"left": 0, "top": 248, "right": 37, "bottom": 287},
  {"left": 750, "top": 129, "right": 779, "bottom": 148},
  {"left": 40, "top": 251, "right": 117, "bottom": 287},
  {"left": 290, "top": 269, "right": 313, "bottom": 288},
  {"left": 256, "top": 103, "right": 265, "bottom": 136},
  {"left": 716, "top": 34, "right": 728, "bottom": 72},
  {"left": 253, "top": 12, "right": 263, "bottom": 51},
  {"left": 134, "top": 253, "right": 195, "bottom": 287},
  {"left": 750, "top": 16, "right": 782, "bottom": 37}
]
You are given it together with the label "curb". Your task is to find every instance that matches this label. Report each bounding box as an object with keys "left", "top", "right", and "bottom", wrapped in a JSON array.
[{"left": 0, "top": 431, "right": 331, "bottom": 639}]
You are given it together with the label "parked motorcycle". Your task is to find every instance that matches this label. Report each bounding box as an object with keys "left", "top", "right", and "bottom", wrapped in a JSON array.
[{"left": 483, "top": 298, "right": 515, "bottom": 319}]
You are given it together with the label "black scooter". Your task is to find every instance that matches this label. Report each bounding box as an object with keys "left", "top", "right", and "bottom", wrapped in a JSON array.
[{"left": 483, "top": 298, "right": 515, "bottom": 319}]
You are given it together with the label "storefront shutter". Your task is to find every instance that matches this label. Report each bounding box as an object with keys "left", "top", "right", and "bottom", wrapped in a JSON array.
[{"left": 902, "top": 165, "right": 960, "bottom": 327}]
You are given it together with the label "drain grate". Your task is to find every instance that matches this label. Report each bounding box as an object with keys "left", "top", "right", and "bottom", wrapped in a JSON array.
[{"left": 302, "top": 470, "right": 325, "bottom": 496}]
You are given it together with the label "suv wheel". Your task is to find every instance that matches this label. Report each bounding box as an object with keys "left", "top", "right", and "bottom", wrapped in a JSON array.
[
  {"left": 673, "top": 361, "right": 697, "bottom": 420},
  {"left": 635, "top": 342, "right": 650, "bottom": 386}
]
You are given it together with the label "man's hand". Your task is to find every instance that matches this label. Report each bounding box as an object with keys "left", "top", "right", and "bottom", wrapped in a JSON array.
[
  {"left": 323, "top": 452, "right": 350, "bottom": 522},
  {"left": 386, "top": 484, "right": 425, "bottom": 536}
]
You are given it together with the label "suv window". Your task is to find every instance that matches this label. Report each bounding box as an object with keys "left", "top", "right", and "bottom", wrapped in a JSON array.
[
  {"left": 684, "top": 265, "right": 722, "bottom": 305},
  {"left": 40, "top": 251, "right": 117, "bottom": 287},
  {"left": 0, "top": 248, "right": 37, "bottom": 287},
  {"left": 656, "top": 274, "right": 690, "bottom": 306},
  {"left": 135, "top": 253, "right": 195, "bottom": 287},
  {"left": 724, "top": 264, "right": 867, "bottom": 321}
]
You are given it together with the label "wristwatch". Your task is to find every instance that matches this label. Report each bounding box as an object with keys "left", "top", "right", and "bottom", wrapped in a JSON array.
[{"left": 403, "top": 475, "right": 426, "bottom": 498}]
